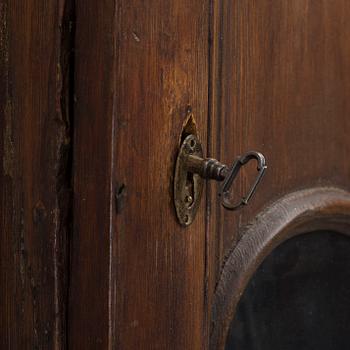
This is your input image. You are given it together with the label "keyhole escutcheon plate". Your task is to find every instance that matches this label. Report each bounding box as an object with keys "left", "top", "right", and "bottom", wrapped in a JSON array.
[{"left": 174, "top": 134, "right": 204, "bottom": 226}]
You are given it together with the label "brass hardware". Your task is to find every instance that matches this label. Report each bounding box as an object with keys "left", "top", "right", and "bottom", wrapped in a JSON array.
[
  {"left": 174, "top": 134, "right": 267, "bottom": 226},
  {"left": 174, "top": 134, "right": 204, "bottom": 226}
]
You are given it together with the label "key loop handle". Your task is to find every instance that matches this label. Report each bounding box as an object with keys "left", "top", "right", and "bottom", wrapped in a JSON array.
[{"left": 220, "top": 151, "right": 267, "bottom": 211}]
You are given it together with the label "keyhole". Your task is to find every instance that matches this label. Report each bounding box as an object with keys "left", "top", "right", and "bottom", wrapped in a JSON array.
[{"left": 185, "top": 172, "right": 195, "bottom": 207}]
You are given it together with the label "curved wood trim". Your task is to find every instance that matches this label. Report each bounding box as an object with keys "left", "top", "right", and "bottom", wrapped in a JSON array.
[{"left": 210, "top": 187, "right": 350, "bottom": 349}]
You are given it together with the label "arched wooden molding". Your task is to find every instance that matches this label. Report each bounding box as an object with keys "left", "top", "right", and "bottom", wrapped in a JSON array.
[{"left": 210, "top": 187, "right": 350, "bottom": 349}]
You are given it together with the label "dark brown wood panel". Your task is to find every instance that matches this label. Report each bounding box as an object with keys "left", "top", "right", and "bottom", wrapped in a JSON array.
[
  {"left": 68, "top": 0, "right": 117, "bottom": 349},
  {"left": 113, "top": 1, "right": 209, "bottom": 349},
  {"left": 69, "top": 0, "right": 210, "bottom": 349},
  {"left": 208, "top": 0, "right": 350, "bottom": 346},
  {"left": 208, "top": 0, "right": 350, "bottom": 305},
  {"left": 3, "top": 1, "right": 349, "bottom": 348},
  {"left": 0, "top": 0, "right": 73, "bottom": 348}
]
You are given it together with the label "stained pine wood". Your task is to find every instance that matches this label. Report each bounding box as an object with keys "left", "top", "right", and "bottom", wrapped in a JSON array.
[
  {"left": 68, "top": 1, "right": 117, "bottom": 349},
  {"left": 217, "top": 0, "right": 350, "bottom": 261},
  {"left": 113, "top": 1, "right": 209, "bottom": 349},
  {"left": 70, "top": 0, "right": 209, "bottom": 349},
  {"left": 208, "top": 1, "right": 350, "bottom": 347},
  {"left": 0, "top": 0, "right": 73, "bottom": 348},
  {"left": 2, "top": 1, "right": 350, "bottom": 349}
]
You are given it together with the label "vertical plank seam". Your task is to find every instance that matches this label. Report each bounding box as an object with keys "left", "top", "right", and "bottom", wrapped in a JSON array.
[
  {"left": 54, "top": 0, "right": 76, "bottom": 349},
  {"left": 205, "top": 0, "right": 224, "bottom": 348},
  {"left": 205, "top": 1, "right": 214, "bottom": 348},
  {"left": 108, "top": 1, "right": 118, "bottom": 349},
  {"left": 206, "top": 0, "right": 224, "bottom": 347},
  {"left": 59, "top": 0, "right": 76, "bottom": 348}
]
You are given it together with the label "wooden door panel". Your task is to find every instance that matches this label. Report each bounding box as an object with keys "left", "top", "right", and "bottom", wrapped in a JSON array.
[
  {"left": 209, "top": 0, "right": 350, "bottom": 299},
  {"left": 68, "top": 1, "right": 117, "bottom": 349},
  {"left": 209, "top": 1, "right": 350, "bottom": 347},
  {"left": 0, "top": 0, "right": 73, "bottom": 348},
  {"left": 1, "top": 1, "right": 350, "bottom": 349},
  {"left": 113, "top": 2, "right": 209, "bottom": 348},
  {"left": 70, "top": 1, "right": 210, "bottom": 349}
]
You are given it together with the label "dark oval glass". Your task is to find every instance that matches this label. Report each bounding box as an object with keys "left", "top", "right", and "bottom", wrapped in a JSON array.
[{"left": 226, "top": 231, "right": 350, "bottom": 350}]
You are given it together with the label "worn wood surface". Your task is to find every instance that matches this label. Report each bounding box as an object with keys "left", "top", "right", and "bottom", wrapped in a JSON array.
[
  {"left": 216, "top": 0, "right": 350, "bottom": 263},
  {"left": 208, "top": 1, "right": 350, "bottom": 346},
  {"left": 113, "top": 1, "right": 209, "bottom": 348},
  {"left": 70, "top": 0, "right": 209, "bottom": 349},
  {"left": 0, "top": 0, "right": 73, "bottom": 348},
  {"left": 68, "top": 0, "right": 117, "bottom": 349},
  {"left": 1, "top": 1, "right": 350, "bottom": 349},
  {"left": 210, "top": 187, "right": 350, "bottom": 349}
]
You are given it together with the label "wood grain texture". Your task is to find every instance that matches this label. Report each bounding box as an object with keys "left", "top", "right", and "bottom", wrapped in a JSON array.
[
  {"left": 0, "top": 0, "right": 73, "bottom": 348},
  {"left": 206, "top": 0, "right": 224, "bottom": 344},
  {"left": 209, "top": 0, "right": 350, "bottom": 349},
  {"left": 219, "top": 0, "right": 350, "bottom": 258},
  {"left": 2, "top": 1, "right": 350, "bottom": 348},
  {"left": 69, "top": 0, "right": 209, "bottom": 349},
  {"left": 68, "top": 0, "right": 117, "bottom": 349},
  {"left": 113, "top": 1, "right": 209, "bottom": 348},
  {"left": 210, "top": 187, "right": 350, "bottom": 349},
  {"left": 208, "top": 1, "right": 350, "bottom": 345}
]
